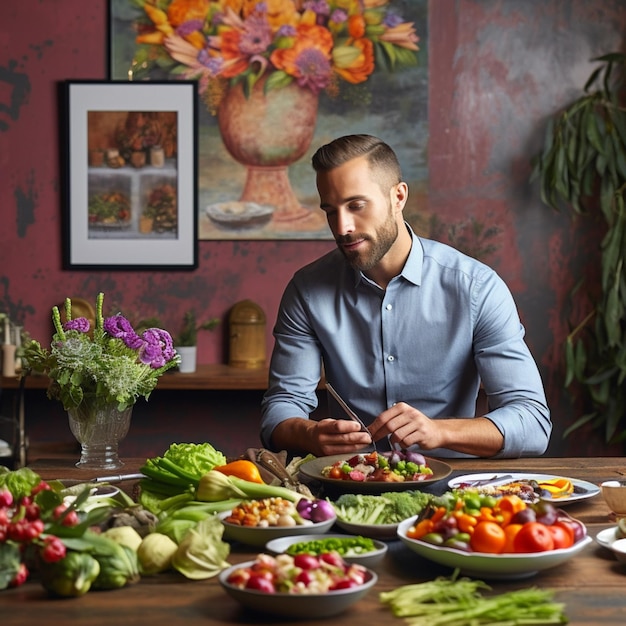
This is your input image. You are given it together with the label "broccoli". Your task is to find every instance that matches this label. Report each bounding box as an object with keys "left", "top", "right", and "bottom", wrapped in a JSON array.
[{"left": 381, "top": 491, "right": 431, "bottom": 521}]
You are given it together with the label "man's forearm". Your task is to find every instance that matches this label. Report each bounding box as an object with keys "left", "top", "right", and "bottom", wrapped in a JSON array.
[
  {"left": 270, "top": 417, "right": 317, "bottom": 455},
  {"left": 435, "top": 416, "right": 504, "bottom": 457}
]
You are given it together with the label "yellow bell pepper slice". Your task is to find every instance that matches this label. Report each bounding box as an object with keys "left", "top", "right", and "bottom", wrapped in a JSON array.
[{"left": 537, "top": 477, "right": 574, "bottom": 498}]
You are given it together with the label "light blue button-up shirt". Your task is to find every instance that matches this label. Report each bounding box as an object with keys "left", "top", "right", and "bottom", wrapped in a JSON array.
[{"left": 261, "top": 227, "right": 551, "bottom": 458}]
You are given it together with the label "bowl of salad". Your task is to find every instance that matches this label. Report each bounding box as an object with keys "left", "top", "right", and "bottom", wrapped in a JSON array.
[
  {"left": 265, "top": 533, "right": 388, "bottom": 568},
  {"left": 219, "top": 552, "right": 377, "bottom": 618},
  {"left": 331, "top": 490, "right": 433, "bottom": 540},
  {"left": 396, "top": 495, "right": 592, "bottom": 579}
]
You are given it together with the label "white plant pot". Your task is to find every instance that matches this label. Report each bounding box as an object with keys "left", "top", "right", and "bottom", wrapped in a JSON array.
[{"left": 176, "top": 346, "right": 197, "bottom": 373}]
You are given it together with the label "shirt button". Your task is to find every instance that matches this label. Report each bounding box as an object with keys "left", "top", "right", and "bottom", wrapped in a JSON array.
[
  {"left": 386, "top": 304, "right": 393, "bottom": 310},
  {"left": 387, "top": 355, "right": 395, "bottom": 362}
]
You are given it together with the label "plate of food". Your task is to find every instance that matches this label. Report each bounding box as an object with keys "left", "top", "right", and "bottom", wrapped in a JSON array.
[
  {"left": 447, "top": 472, "right": 600, "bottom": 505},
  {"left": 298, "top": 451, "right": 452, "bottom": 494}
]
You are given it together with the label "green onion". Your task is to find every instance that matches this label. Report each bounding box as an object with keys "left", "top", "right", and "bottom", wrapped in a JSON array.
[{"left": 379, "top": 571, "right": 567, "bottom": 625}]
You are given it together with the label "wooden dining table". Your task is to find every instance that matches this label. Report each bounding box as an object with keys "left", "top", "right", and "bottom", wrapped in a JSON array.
[{"left": 1, "top": 455, "right": 625, "bottom": 625}]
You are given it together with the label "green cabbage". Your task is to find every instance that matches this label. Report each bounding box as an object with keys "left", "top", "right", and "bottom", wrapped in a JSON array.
[{"left": 171, "top": 516, "right": 230, "bottom": 580}]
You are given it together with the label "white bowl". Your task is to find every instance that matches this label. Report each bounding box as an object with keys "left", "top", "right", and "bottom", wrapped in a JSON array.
[
  {"left": 219, "top": 512, "right": 336, "bottom": 547},
  {"left": 397, "top": 516, "right": 592, "bottom": 580},
  {"left": 334, "top": 517, "right": 400, "bottom": 541},
  {"left": 265, "top": 533, "right": 388, "bottom": 568},
  {"left": 218, "top": 559, "right": 377, "bottom": 618},
  {"left": 595, "top": 526, "right": 626, "bottom": 564},
  {"left": 600, "top": 481, "right": 626, "bottom": 517}
]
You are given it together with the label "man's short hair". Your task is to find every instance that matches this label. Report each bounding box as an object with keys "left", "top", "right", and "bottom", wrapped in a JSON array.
[{"left": 312, "top": 134, "right": 402, "bottom": 192}]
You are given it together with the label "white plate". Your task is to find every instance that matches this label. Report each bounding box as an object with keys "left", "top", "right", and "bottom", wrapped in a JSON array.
[
  {"left": 219, "top": 560, "right": 377, "bottom": 618},
  {"left": 595, "top": 527, "right": 626, "bottom": 564},
  {"left": 265, "top": 533, "right": 388, "bottom": 568},
  {"left": 448, "top": 472, "right": 600, "bottom": 504},
  {"left": 397, "top": 516, "right": 592, "bottom": 579},
  {"left": 219, "top": 511, "right": 336, "bottom": 547}
]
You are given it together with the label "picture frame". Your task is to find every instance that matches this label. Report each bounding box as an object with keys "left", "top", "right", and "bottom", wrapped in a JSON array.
[{"left": 62, "top": 80, "right": 198, "bottom": 269}]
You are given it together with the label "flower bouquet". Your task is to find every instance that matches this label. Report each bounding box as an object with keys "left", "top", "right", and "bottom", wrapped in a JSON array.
[
  {"left": 130, "top": 0, "right": 420, "bottom": 100},
  {"left": 22, "top": 293, "right": 180, "bottom": 468}
]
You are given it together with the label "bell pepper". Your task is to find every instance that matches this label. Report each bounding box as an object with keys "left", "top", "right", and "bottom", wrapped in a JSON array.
[
  {"left": 213, "top": 460, "right": 265, "bottom": 484},
  {"left": 537, "top": 477, "right": 574, "bottom": 498}
]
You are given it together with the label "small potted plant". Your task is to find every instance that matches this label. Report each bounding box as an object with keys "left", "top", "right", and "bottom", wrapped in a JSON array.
[{"left": 175, "top": 310, "right": 220, "bottom": 373}]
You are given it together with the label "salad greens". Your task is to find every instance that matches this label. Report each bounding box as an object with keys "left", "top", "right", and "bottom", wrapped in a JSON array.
[{"left": 333, "top": 491, "right": 432, "bottom": 525}]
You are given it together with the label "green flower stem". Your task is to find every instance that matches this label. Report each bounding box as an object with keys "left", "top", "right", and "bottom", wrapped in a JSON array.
[
  {"left": 52, "top": 306, "right": 65, "bottom": 341},
  {"left": 96, "top": 292, "right": 104, "bottom": 332}
]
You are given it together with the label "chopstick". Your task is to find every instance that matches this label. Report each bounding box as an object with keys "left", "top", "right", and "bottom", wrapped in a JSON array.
[{"left": 326, "top": 382, "right": 377, "bottom": 452}]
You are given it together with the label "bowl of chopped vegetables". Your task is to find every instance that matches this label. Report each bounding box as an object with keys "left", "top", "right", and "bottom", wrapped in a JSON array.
[
  {"left": 265, "top": 533, "right": 388, "bottom": 568},
  {"left": 397, "top": 514, "right": 593, "bottom": 580},
  {"left": 219, "top": 497, "right": 336, "bottom": 547},
  {"left": 219, "top": 553, "right": 377, "bottom": 618}
]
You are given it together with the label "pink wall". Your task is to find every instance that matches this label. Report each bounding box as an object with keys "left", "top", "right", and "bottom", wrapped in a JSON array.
[{"left": 2, "top": 1, "right": 626, "bottom": 457}]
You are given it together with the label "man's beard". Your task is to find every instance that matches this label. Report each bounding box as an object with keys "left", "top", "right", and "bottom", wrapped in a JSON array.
[{"left": 337, "top": 210, "right": 399, "bottom": 272}]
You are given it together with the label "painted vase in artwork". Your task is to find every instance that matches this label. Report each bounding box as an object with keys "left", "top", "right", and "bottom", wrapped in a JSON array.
[{"left": 217, "top": 76, "right": 318, "bottom": 222}]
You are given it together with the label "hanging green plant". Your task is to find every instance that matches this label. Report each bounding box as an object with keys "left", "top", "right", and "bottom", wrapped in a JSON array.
[{"left": 531, "top": 52, "right": 626, "bottom": 444}]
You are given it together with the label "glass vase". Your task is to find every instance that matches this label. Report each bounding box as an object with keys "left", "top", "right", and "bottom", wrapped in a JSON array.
[{"left": 67, "top": 398, "right": 132, "bottom": 469}]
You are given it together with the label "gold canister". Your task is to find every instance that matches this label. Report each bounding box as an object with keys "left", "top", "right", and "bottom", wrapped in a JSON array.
[{"left": 229, "top": 300, "right": 266, "bottom": 369}]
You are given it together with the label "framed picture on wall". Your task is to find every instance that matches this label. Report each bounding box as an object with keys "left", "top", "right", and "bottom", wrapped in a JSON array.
[{"left": 62, "top": 80, "right": 198, "bottom": 270}]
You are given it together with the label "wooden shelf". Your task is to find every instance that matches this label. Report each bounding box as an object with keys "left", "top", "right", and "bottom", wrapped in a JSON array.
[{"left": 1, "top": 364, "right": 269, "bottom": 392}]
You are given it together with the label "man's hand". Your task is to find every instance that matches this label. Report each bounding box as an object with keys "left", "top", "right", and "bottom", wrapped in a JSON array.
[
  {"left": 368, "top": 403, "right": 444, "bottom": 450},
  {"left": 271, "top": 417, "right": 373, "bottom": 456},
  {"left": 312, "top": 418, "right": 373, "bottom": 456},
  {"left": 368, "top": 403, "right": 504, "bottom": 457}
]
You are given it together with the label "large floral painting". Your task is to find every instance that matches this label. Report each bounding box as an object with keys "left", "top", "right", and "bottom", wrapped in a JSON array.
[{"left": 109, "top": 0, "right": 428, "bottom": 240}]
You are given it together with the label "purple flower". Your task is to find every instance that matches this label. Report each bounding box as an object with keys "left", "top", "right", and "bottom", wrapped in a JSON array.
[
  {"left": 383, "top": 13, "right": 404, "bottom": 28},
  {"left": 104, "top": 315, "right": 144, "bottom": 350},
  {"left": 176, "top": 19, "right": 204, "bottom": 37},
  {"left": 293, "top": 48, "right": 332, "bottom": 93},
  {"left": 139, "top": 328, "right": 175, "bottom": 369},
  {"left": 63, "top": 317, "right": 90, "bottom": 333},
  {"left": 330, "top": 9, "right": 347, "bottom": 26}
]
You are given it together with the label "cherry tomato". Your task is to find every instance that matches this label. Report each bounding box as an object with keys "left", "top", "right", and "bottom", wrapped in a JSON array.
[
  {"left": 547, "top": 523, "right": 574, "bottom": 549},
  {"left": 328, "top": 466, "right": 343, "bottom": 480},
  {"left": 552, "top": 520, "right": 575, "bottom": 544},
  {"left": 555, "top": 516, "right": 585, "bottom": 543},
  {"left": 470, "top": 521, "right": 506, "bottom": 553},
  {"left": 513, "top": 522, "right": 555, "bottom": 553}
]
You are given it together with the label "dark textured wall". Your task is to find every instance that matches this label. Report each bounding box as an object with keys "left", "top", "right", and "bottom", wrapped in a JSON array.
[{"left": 2, "top": 1, "right": 625, "bottom": 459}]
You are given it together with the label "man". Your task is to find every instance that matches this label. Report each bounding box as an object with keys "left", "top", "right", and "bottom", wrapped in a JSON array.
[{"left": 260, "top": 135, "right": 551, "bottom": 458}]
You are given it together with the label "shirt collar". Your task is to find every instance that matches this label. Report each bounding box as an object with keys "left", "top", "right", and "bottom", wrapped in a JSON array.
[{"left": 353, "top": 222, "right": 423, "bottom": 287}]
